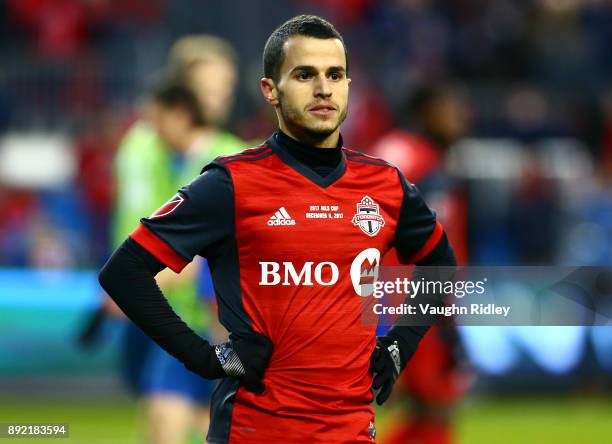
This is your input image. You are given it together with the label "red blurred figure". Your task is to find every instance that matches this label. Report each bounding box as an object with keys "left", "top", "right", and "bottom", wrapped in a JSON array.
[
  {"left": 372, "top": 84, "right": 472, "bottom": 444},
  {"left": 294, "top": 0, "right": 376, "bottom": 26},
  {"left": 8, "top": 0, "right": 165, "bottom": 59},
  {"left": 8, "top": 0, "right": 87, "bottom": 59}
]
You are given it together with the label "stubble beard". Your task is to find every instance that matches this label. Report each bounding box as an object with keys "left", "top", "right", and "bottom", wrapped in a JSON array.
[{"left": 278, "top": 91, "right": 348, "bottom": 142}]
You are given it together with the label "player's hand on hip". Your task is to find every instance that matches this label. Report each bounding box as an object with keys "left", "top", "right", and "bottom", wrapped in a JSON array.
[
  {"left": 369, "top": 336, "right": 401, "bottom": 405},
  {"left": 214, "top": 331, "right": 273, "bottom": 394}
]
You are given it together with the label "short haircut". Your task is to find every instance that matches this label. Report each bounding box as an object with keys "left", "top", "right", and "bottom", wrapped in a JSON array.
[
  {"left": 263, "top": 14, "right": 348, "bottom": 82},
  {"left": 152, "top": 83, "right": 205, "bottom": 127},
  {"left": 168, "top": 35, "right": 237, "bottom": 82}
]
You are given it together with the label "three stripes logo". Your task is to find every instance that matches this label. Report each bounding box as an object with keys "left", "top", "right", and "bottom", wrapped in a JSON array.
[{"left": 267, "top": 207, "right": 296, "bottom": 226}]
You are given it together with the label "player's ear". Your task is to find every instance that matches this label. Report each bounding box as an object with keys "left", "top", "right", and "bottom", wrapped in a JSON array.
[{"left": 260, "top": 78, "right": 279, "bottom": 106}]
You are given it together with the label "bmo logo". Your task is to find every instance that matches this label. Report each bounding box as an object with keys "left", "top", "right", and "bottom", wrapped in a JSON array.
[{"left": 259, "top": 261, "right": 339, "bottom": 286}]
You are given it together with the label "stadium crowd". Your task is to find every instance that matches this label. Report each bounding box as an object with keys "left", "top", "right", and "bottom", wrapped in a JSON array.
[{"left": 0, "top": 0, "right": 611, "bottom": 269}]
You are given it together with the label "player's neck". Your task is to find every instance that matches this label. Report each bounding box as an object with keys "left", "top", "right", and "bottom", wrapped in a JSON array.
[
  {"left": 278, "top": 123, "right": 341, "bottom": 149},
  {"left": 275, "top": 129, "right": 342, "bottom": 178}
]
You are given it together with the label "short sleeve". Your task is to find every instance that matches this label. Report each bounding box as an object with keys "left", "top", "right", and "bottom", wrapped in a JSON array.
[
  {"left": 129, "top": 164, "right": 234, "bottom": 273},
  {"left": 392, "top": 170, "right": 444, "bottom": 264}
]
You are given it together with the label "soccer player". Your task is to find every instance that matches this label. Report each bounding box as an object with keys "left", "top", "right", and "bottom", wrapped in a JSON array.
[{"left": 99, "top": 15, "right": 456, "bottom": 443}]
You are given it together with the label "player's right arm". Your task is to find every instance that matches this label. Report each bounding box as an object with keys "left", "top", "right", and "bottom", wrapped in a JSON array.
[{"left": 99, "top": 165, "right": 273, "bottom": 393}]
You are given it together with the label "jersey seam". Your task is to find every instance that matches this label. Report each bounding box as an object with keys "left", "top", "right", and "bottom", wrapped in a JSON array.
[
  {"left": 389, "top": 167, "right": 409, "bottom": 256},
  {"left": 345, "top": 156, "right": 395, "bottom": 168},
  {"left": 220, "top": 149, "right": 274, "bottom": 164},
  {"left": 343, "top": 149, "right": 394, "bottom": 166},
  {"left": 217, "top": 143, "right": 270, "bottom": 162}
]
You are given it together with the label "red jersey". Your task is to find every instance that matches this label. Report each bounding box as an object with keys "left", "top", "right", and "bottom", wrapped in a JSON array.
[{"left": 130, "top": 132, "right": 444, "bottom": 443}]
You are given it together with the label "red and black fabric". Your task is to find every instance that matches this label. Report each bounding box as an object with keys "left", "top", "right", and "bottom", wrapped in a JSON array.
[{"left": 128, "top": 131, "right": 449, "bottom": 443}]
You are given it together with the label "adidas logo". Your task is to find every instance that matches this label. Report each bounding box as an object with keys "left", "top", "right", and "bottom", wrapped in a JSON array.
[{"left": 267, "top": 207, "right": 296, "bottom": 226}]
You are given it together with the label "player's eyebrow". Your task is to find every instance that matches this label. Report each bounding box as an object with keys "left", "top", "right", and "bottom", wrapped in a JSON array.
[
  {"left": 290, "top": 65, "right": 346, "bottom": 74},
  {"left": 290, "top": 65, "right": 317, "bottom": 74}
]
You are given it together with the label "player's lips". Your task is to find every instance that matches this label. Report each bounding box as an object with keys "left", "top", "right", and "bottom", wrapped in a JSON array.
[{"left": 308, "top": 103, "right": 337, "bottom": 116}]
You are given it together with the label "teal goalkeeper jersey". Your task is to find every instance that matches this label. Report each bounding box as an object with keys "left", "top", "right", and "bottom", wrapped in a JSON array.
[{"left": 111, "top": 120, "right": 242, "bottom": 328}]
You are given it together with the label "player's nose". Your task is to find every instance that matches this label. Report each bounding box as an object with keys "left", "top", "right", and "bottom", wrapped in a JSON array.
[{"left": 313, "top": 74, "right": 332, "bottom": 97}]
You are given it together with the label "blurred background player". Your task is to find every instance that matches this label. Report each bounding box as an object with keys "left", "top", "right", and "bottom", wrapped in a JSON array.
[
  {"left": 373, "top": 84, "right": 473, "bottom": 444},
  {"left": 101, "top": 35, "right": 242, "bottom": 444}
]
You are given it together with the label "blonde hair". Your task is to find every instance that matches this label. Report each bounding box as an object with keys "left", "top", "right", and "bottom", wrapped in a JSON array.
[{"left": 168, "top": 35, "right": 237, "bottom": 80}]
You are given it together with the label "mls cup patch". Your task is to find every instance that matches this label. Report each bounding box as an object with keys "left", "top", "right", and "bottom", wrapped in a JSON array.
[{"left": 352, "top": 195, "right": 385, "bottom": 237}]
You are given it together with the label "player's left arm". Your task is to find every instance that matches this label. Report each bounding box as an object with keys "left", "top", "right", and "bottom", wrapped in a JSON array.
[
  {"left": 99, "top": 165, "right": 273, "bottom": 393},
  {"left": 370, "top": 170, "right": 457, "bottom": 405}
]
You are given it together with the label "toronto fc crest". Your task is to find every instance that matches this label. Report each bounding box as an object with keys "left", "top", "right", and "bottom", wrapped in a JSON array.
[{"left": 352, "top": 195, "right": 385, "bottom": 237}]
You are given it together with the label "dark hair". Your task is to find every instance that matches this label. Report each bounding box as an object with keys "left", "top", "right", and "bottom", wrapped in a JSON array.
[
  {"left": 152, "top": 83, "right": 205, "bottom": 127},
  {"left": 263, "top": 14, "right": 348, "bottom": 82}
]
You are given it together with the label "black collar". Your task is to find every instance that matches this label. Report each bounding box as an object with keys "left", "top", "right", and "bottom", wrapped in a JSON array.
[{"left": 268, "top": 130, "right": 346, "bottom": 188}]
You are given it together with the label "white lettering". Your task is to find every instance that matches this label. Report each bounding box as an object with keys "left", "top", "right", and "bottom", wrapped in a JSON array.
[
  {"left": 259, "top": 262, "right": 281, "bottom": 285},
  {"left": 314, "top": 262, "right": 339, "bottom": 286},
  {"left": 283, "top": 262, "right": 314, "bottom": 286},
  {"left": 259, "top": 261, "right": 339, "bottom": 286}
]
